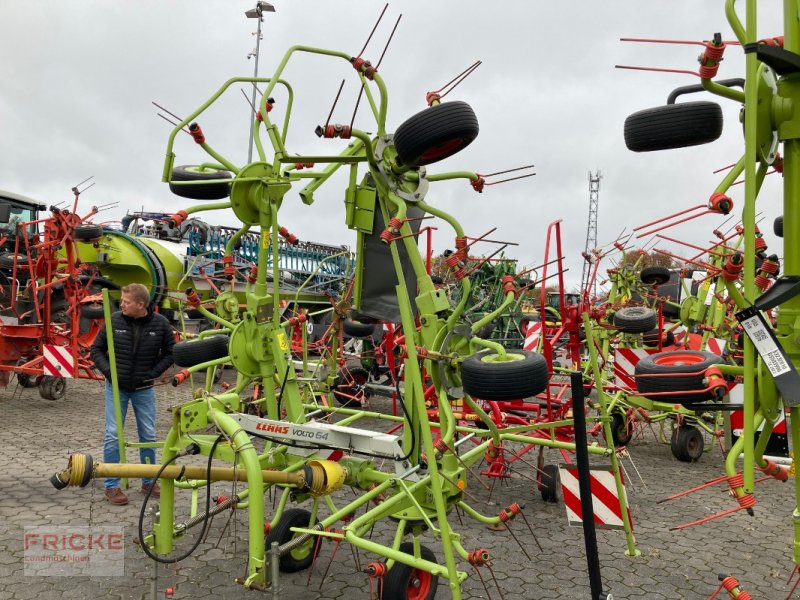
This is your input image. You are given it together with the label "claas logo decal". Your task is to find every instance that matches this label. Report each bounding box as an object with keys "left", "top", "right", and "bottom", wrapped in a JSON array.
[{"left": 255, "top": 422, "right": 290, "bottom": 435}]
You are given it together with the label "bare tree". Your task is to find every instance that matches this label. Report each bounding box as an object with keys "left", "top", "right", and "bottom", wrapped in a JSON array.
[{"left": 620, "top": 249, "right": 681, "bottom": 270}]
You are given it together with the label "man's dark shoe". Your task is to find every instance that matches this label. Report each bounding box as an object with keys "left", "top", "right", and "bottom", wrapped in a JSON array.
[
  {"left": 104, "top": 487, "right": 129, "bottom": 506},
  {"left": 141, "top": 482, "right": 160, "bottom": 498}
]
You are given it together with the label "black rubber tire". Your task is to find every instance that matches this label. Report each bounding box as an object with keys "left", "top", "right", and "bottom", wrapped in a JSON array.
[
  {"left": 264, "top": 508, "right": 315, "bottom": 573},
  {"left": 671, "top": 424, "right": 705, "bottom": 462},
  {"left": 380, "top": 542, "right": 438, "bottom": 600},
  {"left": 74, "top": 223, "right": 103, "bottom": 242},
  {"left": 519, "top": 317, "right": 531, "bottom": 334},
  {"left": 662, "top": 302, "right": 681, "bottom": 319},
  {"left": 476, "top": 320, "right": 496, "bottom": 339},
  {"left": 172, "top": 335, "right": 229, "bottom": 368},
  {"left": 0, "top": 272, "right": 10, "bottom": 302},
  {"left": 393, "top": 101, "right": 479, "bottom": 168},
  {"left": 81, "top": 277, "right": 119, "bottom": 320},
  {"left": 0, "top": 252, "right": 28, "bottom": 270},
  {"left": 342, "top": 318, "right": 377, "bottom": 338},
  {"left": 624, "top": 101, "right": 723, "bottom": 152},
  {"left": 332, "top": 362, "right": 370, "bottom": 407},
  {"left": 775, "top": 215, "right": 783, "bottom": 238},
  {"left": 642, "top": 329, "right": 675, "bottom": 348},
  {"left": 635, "top": 350, "right": 723, "bottom": 404},
  {"left": 670, "top": 425, "right": 685, "bottom": 461},
  {"left": 80, "top": 302, "right": 107, "bottom": 320},
  {"left": 38, "top": 376, "right": 66, "bottom": 401},
  {"left": 609, "top": 412, "right": 632, "bottom": 447},
  {"left": 642, "top": 329, "right": 660, "bottom": 347},
  {"left": 461, "top": 349, "right": 549, "bottom": 401},
  {"left": 539, "top": 464, "right": 560, "bottom": 503},
  {"left": 308, "top": 311, "right": 333, "bottom": 344},
  {"left": 17, "top": 367, "right": 39, "bottom": 389},
  {"left": 613, "top": 307, "right": 657, "bottom": 333},
  {"left": 46, "top": 287, "right": 71, "bottom": 325},
  {"left": 80, "top": 275, "right": 121, "bottom": 293},
  {"left": 169, "top": 165, "right": 232, "bottom": 200},
  {"left": 640, "top": 266, "right": 670, "bottom": 286}
]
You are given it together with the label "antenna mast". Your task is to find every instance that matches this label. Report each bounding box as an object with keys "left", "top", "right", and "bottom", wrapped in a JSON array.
[{"left": 582, "top": 170, "right": 602, "bottom": 297}]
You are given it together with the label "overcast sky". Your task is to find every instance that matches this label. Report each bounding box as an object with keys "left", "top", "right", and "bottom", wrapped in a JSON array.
[{"left": 0, "top": 1, "right": 786, "bottom": 291}]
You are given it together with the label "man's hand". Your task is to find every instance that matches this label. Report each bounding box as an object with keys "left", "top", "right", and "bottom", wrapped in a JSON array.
[{"left": 136, "top": 379, "right": 155, "bottom": 390}]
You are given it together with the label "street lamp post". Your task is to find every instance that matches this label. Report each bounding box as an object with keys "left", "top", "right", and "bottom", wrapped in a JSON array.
[{"left": 245, "top": 1, "right": 275, "bottom": 164}]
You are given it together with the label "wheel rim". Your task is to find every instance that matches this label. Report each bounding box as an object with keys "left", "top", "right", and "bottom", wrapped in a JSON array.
[
  {"left": 44, "top": 377, "right": 66, "bottom": 399},
  {"left": 643, "top": 273, "right": 669, "bottom": 285},
  {"left": 652, "top": 352, "right": 705, "bottom": 367},
  {"left": 480, "top": 352, "right": 526, "bottom": 364},
  {"left": 686, "top": 432, "right": 702, "bottom": 455},
  {"left": 334, "top": 385, "right": 364, "bottom": 402},
  {"left": 85, "top": 303, "right": 103, "bottom": 316},
  {"left": 185, "top": 166, "right": 218, "bottom": 175},
  {"left": 614, "top": 415, "right": 628, "bottom": 439},
  {"left": 289, "top": 533, "right": 313, "bottom": 562},
  {"left": 407, "top": 569, "right": 433, "bottom": 600},
  {"left": 418, "top": 138, "right": 466, "bottom": 162},
  {"left": 334, "top": 370, "right": 368, "bottom": 403}
]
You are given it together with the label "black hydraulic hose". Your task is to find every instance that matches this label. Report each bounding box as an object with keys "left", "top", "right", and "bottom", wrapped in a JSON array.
[
  {"left": 395, "top": 368, "right": 417, "bottom": 463},
  {"left": 137, "top": 437, "right": 222, "bottom": 564},
  {"left": 275, "top": 362, "right": 292, "bottom": 419}
]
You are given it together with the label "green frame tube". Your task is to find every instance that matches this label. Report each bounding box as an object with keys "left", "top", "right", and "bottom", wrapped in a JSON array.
[
  {"left": 102, "top": 288, "right": 128, "bottom": 486},
  {"left": 138, "top": 31, "right": 655, "bottom": 597}
]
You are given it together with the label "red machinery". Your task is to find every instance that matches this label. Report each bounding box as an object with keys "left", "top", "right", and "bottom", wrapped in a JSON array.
[{"left": 0, "top": 188, "right": 112, "bottom": 399}]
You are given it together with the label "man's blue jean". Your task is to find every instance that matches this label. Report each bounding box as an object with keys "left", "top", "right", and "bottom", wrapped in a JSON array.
[{"left": 103, "top": 382, "right": 157, "bottom": 490}]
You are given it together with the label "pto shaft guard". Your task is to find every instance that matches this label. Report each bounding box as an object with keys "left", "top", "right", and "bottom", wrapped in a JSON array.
[{"left": 51, "top": 453, "right": 347, "bottom": 496}]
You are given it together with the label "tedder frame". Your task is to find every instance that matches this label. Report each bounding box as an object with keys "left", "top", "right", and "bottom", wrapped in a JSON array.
[{"left": 52, "top": 37, "right": 634, "bottom": 598}]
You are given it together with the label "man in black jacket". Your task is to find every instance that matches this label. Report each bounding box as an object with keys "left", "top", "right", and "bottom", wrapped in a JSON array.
[{"left": 91, "top": 283, "right": 175, "bottom": 505}]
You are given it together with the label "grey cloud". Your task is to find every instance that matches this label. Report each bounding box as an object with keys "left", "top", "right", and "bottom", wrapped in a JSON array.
[{"left": 0, "top": 0, "right": 785, "bottom": 292}]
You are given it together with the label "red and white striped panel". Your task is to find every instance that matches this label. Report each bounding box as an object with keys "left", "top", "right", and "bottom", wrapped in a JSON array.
[
  {"left": 524, "top": 321, "right": 543, "bottom": 352},
  {"left": 671, "top": 325, "right": 688, "bottom": 346},
  {"left": 612, "top": 348, "right": 656, "bottom": 390},
  {"left": 318, "top": 449, "right": 344, "bottom": 461},
  {"left": 729, "top": 385, "right": 788, "bottom": 437},
  {"left": 42, "top": 345, "right": 75, "bottom": 378},
  {"left": 704, "top": 337, "right": 727, "bottom": 356},
  {"left": 559, "top": 466, "right": 632, "bottom": 530},
  {"left": 294, "top": 447, "right": 345, "bottom": 461}
]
